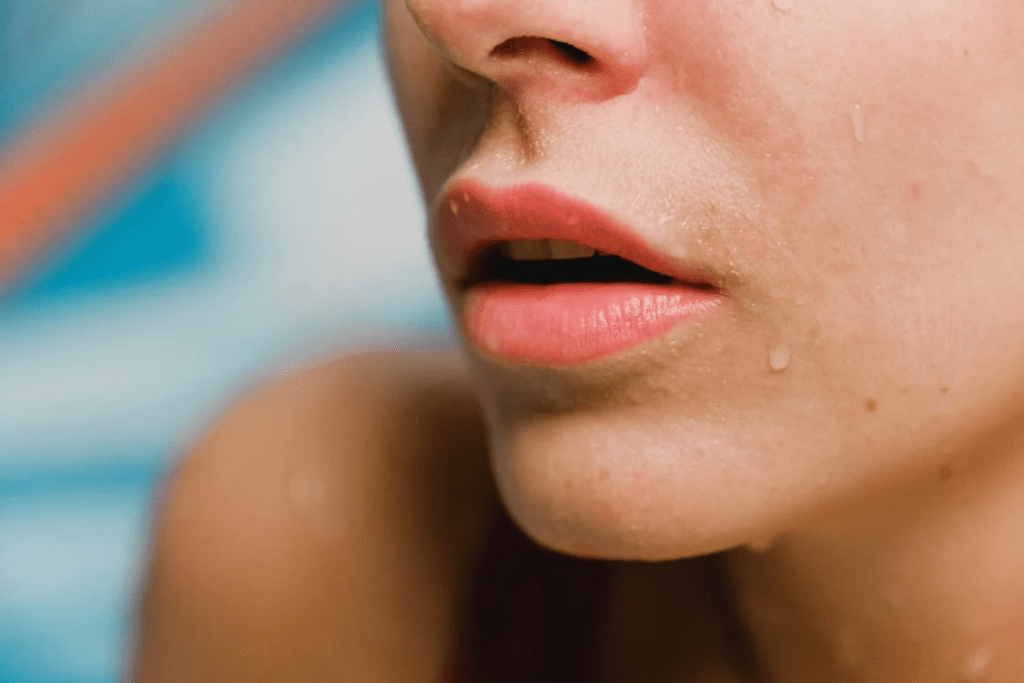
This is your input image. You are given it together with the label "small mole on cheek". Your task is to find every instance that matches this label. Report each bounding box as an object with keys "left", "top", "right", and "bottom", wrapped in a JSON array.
[
  {"left": 940, "top": 387, "right": 949, "bottom": 394},
  {"left": 864, "top": 398, "right": 877, "bottom": 412},
  {"left": 906, "top": 181, "right": 923, "bottom": 202}
]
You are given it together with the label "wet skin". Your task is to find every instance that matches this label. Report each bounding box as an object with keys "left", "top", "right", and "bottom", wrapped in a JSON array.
[
  {"left": 385, "top": 0, "right": 1024, "bottom": 560},
  {"left": 132, "top": 351, "right": 754, "bottom": 682},
  {"left": 384, "top": 0, "right": 1024, "bottom": 678},
  {"left": 133, "top": 0, "right": 1024, "bottom": 680}
]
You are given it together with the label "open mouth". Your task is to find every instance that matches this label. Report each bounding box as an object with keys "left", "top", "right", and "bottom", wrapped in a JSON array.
[
  {"left": 438, "top": 181, "right": 723, "bottom": 365},
  {"left": 462, "top": 239, "right": 695, "bottom": 288}
]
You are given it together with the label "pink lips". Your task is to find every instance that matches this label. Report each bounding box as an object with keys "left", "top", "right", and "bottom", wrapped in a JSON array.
[{"left": 437, "top": 181, "right": 722, "bottom": 366}]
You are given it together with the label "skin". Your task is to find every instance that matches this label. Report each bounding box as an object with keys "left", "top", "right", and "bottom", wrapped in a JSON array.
[
  {"left": 384, "top": 0, "right": 1024, "bottom": 677},
  {"left": 132, "top": 0, "right": 1024, "bottom": 680}
]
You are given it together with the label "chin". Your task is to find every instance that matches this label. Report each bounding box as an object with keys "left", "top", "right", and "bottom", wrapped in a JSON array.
[{"left": 480, "top": 401, "right": 796, "bottom": 562}]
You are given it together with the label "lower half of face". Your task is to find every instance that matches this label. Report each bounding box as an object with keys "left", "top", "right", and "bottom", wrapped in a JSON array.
[{"left": 385, "top": 0, "right": 1024, "bottom": 559}]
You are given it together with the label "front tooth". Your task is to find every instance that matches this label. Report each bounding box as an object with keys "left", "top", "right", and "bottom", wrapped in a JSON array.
[
  {"left": 501, "top": 240, "right": 551, "bottom": 260},
  {"left": 548, "top": 240, "right": 597, "bottom": 259}
]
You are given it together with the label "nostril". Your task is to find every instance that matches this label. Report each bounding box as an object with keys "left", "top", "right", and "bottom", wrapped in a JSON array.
[
  {"left": 491, "top": 36, "right": 594, "bottom": 67},
  {"left": 549, "top": 39, "right": 592, "bottom": 65}
]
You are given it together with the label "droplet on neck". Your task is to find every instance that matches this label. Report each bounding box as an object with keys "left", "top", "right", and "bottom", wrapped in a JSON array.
[
  {"left": 768, "top": 345, "right": 791, "bottom": 372},
  {"left": 833, "top": 627, "right": 863, "bottom": 667},
  {"left": 962, "top": 647, "right": 992, "bottom": 681},
  {"left": 772, "top": 0, "right": 796, "bottom": 11},
  {"left": 849, "top": 103, "right": 866, "bottom": 143}
]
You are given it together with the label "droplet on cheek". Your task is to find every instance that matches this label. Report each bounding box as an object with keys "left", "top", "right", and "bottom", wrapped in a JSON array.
[
  {"left": 849, "top": 103, "right": 866, "bottom": 144},
  {"left": 768, "top": 345, "right": 791, "bottom": 372},
  {"left": 882, "top": 584, "right": 908, "bottom": 610}
]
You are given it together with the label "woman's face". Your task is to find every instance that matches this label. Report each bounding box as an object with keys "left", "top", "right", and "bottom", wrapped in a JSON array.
[{"left": 383, "top": 0, "right": 1024, "bottom": 559}]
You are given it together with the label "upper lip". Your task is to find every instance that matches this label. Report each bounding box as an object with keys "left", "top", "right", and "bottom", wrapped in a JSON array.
[{"left": 435, "top": 180, "right": 718, "bottom": 289}]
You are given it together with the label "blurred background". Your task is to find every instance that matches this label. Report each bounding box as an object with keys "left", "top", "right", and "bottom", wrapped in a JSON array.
[{"left": 0, "top": 1, "right": 448, "bottom": 680}]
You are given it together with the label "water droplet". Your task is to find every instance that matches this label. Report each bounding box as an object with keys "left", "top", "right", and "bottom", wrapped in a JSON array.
[
  {"left": 882, "top": 584, "right": 908, "bottom": 609},
  {"left": 288, "top": 470, "right": 342, "bottom": 544},
  {"left": 763, "top": 214, "right": 784, "bottom": 247},
  {"left": 746, "top": 536, "right": 776, "bottom": 553},
  {"left": 849, "top": 103, "right": 866, "bottom": 143},
  {"left": 833, "top": 627, "right": 863, "bottom": 667},
  {"left": 962, "top": 646, "right": 992, "bottom": 681},
  {"left": 768, "top": 345, "right": 791, "bottom": 372},
  {"left": 288, "top": 470, "right": 325, "bottom": 509},
  {"left": 772, "top": 0, "right": 796, "bottom": 11}
]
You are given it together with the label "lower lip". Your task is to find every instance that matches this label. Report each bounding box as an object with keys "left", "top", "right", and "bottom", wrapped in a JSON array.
[{"left": 463, "top": 282, "right": 721, "bottom": 366}]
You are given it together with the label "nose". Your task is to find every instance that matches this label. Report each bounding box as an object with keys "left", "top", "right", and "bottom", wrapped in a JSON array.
[{"left": 404, "top": 0, "right": 648, "bottom": 102}]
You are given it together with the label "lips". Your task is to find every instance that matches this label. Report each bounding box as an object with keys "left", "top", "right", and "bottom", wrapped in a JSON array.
[{"left": 436, "top": 181, "right": 724, "bottom": 365}]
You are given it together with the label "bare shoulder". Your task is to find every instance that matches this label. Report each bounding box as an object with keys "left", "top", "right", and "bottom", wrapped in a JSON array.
[{"left": 132, "top": 347, "right": 496, "bottom": 683}]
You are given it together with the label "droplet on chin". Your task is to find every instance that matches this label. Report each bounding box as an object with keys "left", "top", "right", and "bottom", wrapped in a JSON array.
[
  {"left": 746, "top": 536, "right": 776, "bottom": 553},
  {"left": 768, "top": 345, "right": 791, "bottom": 372}
]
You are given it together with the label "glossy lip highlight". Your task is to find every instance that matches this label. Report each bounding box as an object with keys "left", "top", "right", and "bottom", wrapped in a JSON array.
[{"left": 435, "top": 180, "right": 725, "bottom": 366}]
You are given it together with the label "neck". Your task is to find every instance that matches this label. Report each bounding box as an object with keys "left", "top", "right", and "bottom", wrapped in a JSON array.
[{"left": 725, "top": 427, "right": 1024, "bottom": 682}]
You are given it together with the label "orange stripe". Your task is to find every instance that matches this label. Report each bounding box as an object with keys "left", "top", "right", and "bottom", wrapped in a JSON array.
[{"left": 0, "top": 0, "right": 352, "bottom": 288}]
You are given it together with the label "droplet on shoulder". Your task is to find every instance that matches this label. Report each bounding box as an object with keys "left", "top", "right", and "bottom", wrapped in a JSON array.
[
  {"left": 962, "top": 646, "right": 992, "bottom": 681},
  {"left": 768, "top": 345, "right": 791, "bottom": 372}
]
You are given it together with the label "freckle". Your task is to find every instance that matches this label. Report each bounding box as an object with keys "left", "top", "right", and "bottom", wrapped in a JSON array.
[
  {"left": 941, "top": 387, "right": 949, "bottom": 394},
  {"left": 864, "top": 398, "right": 877, "bottom": 412},
  {"left": 907, "top": 181, "right": 923, "bottom": 201},
  {"left": 768, "top": 345, "right": 791, "bottom": 372}
]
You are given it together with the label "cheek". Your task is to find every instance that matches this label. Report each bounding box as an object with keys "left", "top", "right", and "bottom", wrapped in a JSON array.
[{"left": 644, "top": 2, "right": 816, "bottom": 204}]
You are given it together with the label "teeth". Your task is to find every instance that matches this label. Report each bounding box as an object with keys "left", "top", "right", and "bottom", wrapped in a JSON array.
[
  {"left": 501, "top": 240, "right": 551, "bottom": 260},
  {"left": 500, "top": 240, "right": 597, "bottom": 261},
  {"left": 548, "top": 240, "right": 597, "bottom": 259}
]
